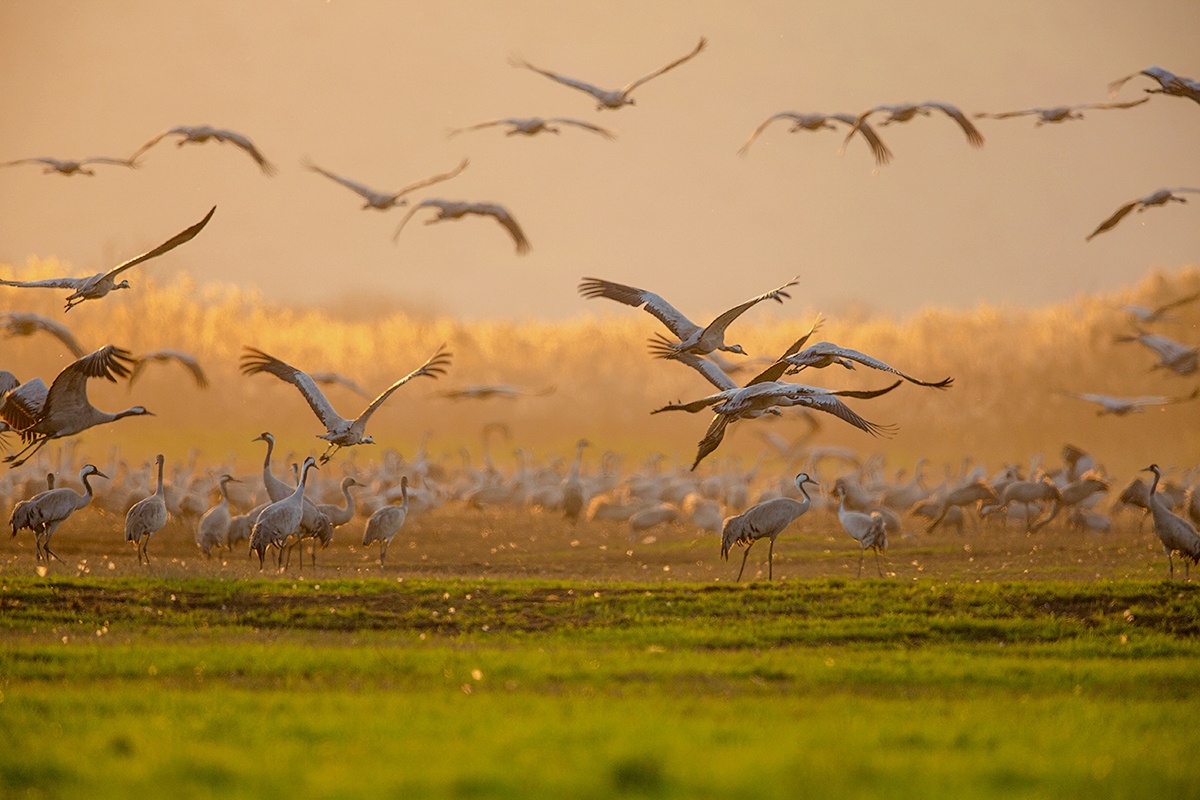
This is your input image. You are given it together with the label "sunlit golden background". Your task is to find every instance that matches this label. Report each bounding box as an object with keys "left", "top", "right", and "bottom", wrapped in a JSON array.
[{"left": 1, "top": 1, "right": 1197, "bottom": 477}]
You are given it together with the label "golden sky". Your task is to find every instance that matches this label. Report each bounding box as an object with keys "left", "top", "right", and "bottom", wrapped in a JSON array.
[{"left": 1, "top": 0, "right": 1197, "bottom": 322}]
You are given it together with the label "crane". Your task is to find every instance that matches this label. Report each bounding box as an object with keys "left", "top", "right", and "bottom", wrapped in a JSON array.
[
  {"left": 1143, "top": 464, "right": 1200, "bottom": 578},
  {"left": 448, "top": 117, "right": 616, "bottom": 140},
  {"left": 124, "top": 454, "right": 168, "bottom": 564},
  {"left": 362, "top": 475, "right": 408, "bottom": 567},
  {"left": 833, "top": 482, "right": 888, "bottom": 577},
  {"left": 129, "top": 349, "right": 209, "bottom": 389},
  {"left": 131, "top": 125, "right": 276, "bottom": 174},
  {"left": 839, "top": 101, "right": 985, "bottom": 154},
  {"left": 0, "top": 155, "right": 138, "bottom": 176},
  {"left": 0, "top": 206, "right": 215, "bottom": 311},
  {"left": 1121, "top": 290, "right": 1200, "bottom": 324},
  {"left": 510, "top": 36, "right": 706, "bottom": 110},
  {"left": 579, "top": 275, "right": 798, "bottom": 360},
  {"left": 781, "top": 341, "right": 953, "bottom": 388},
  {"left": 392, "top": 199, "right": 530, "bottom": 254},
  {"left": 721, "top": 472, "right": 818, "bottom": 581},
  {"left": 1108, "top": 66, "right": 1200, "bottom": 106},
  {"left": 17, "top": 464, "right": 107, "bottom": 562},
  {"left": 241, "top": 345, "right": 451, "bottom": 463},
  {"left": 303, "top": 157, "right": 468, "bottom": 210},
  {"left": 0, "top": 312, "right": 86, "bottom": 357},
  {"left": 974, "top": 97, "right": 1149, "bottom": 125},
  {"left": 195, "top": 474, "right": 240, "bottom": 558},
  {"left": 1066, "top": 389, "right": 1199, "bottom": 416},
  {"left": 737, "top": 111, "right": 893, "bottom": 165},
  {"left": 0, "top": 346, "right": 154, "bottom": 468},
  {"left": 249, "top": 456, "right": 318, "bottom": 569},
  {"left": 1087, "top": 188, "right": 1200, "bottom": 241},
  {"left": 1115, "top": 328, "right": 1198, "bottom": 375}
]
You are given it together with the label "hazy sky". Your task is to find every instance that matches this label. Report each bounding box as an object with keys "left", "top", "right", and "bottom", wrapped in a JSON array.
[{"left": 1, "top": 0, "right": 1197, "bottom": 322}]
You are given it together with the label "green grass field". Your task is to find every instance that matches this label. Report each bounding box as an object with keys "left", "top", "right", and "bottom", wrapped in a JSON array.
[{"left": 2, "top": 575, "right": 1197, "bottom": 799}]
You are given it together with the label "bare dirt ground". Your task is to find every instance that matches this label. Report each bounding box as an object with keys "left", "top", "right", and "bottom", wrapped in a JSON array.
[{"left": 0, "top": 502, "right": 1176, "bottom": 584}]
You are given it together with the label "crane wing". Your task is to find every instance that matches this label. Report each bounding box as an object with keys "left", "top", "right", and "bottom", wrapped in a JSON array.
[
  {"left": 389, "top": 158, "right": 470, "bottom": 200},
  {"left": 129, "top": 128, "right": 181, "bottom": 162},
  {"left": 621, "top": 36, "right": 707, "bottom": 95},
  {"left": 698, "top": 275, "right": 800, "bottom": 341},
  {"left": 211, "top": 129, "right": 276, "bottom": 174},
  {"left": 664, "top": 351, "right": 739, "bottom": 391},
  {"left": 1078, "top": 97, "right": 1151, "bottom": 112},
  {"left": 102, "top": 206, "right": 216, "bottom": 281},
  {"left": 737, "top": 113, "right": 806, "bottom": 156},
  {"left": 789, "top": 342, "right": 953, "bottom": 388},
  {"left": 744, "top": 316, "right": 825, "bottom": 386},
  {"left": 471, "top": 203, "right": 531, "bottom": 254},
  {"left": 303, "top": 160, "right": 383, "bottom": 201},
  {"left": 548, "top": 118, "right": 618, "bottom": 139},
  {"left": 40, "top": 346, "right": 135, "bottom": 423},
  {"left": 354, "top": 345, "right": 452, "bottom": 427},
  {"left": 578, "top": 277, "right": 701, "bottom": 341},
  {"left": 1086, "top": 199, "right": 1139, "bottom": 241},
  {"left": 240, "top": 347, "right": 348, "bottom": 431},
  {"left": 509, "top": 56, "right": 608, "bottom": 101},
  {"left": 796, "top": 393, "right": 896, "bottom": 437},
  {"left": 0, "top": 378, "right": 49, "bottom": 433},
  {"left": 837, "top": 116, "right": 893, "bottom": 165},
  {"left": 923, "top": 102, "right": 985, "bottom": 147}
]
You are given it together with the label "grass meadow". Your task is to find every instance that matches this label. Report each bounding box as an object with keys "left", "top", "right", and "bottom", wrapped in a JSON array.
[{"left": 3, "top": 262, "right": 1200, "bottom": 798}]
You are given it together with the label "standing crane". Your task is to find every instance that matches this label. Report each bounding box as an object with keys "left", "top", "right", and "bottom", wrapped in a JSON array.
[
  {"left": 1144, "top": 464, "right": 1200, "bottom": 578},
  {"left": 249, "top": 456, "right": 318, "bottom": 570},
  {"left": 289, "top": 476, "right": 361, "bottom": 567},
  {"left": 124, "top": 454, "right": 168, "bottom": 565},
  {"left": 16, "top": 464, "right": 107, "bottom": 563},
  {"left": 833, "top": 482, "right": 888, "bottom": 577},
  {"left": 720, "top": 472, "right": 819, "bottom": 581},
  {"left": 0, "top": 346, "right": 155, "bottom": 468},
  {"left": 241, "top": 346, "right": 451, "bottom": 463},
  {"left": 362, "top": 475, "right": 409, "bottom": 567},
  {"left": 0, "top": 206, "right": 215, "bottom": 311},
  {"left": 195, "top": 475, "right": 240, "bottom": 557},
  {"left": 510, "top": 37, "right": 706, "bottom": 110},
  {"left": 249, "top": 432, "right": 332, "bottom": 546}
]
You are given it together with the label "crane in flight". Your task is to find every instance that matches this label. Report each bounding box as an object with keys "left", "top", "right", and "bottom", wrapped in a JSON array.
[
  {"left": 303, "top": 157, "right": 469, "bottom": 210},
  {"left": 393, "top": 199, "right": 530, "bottom": 254},
  {"left": 448, "top": 117, "right": 616, "bottom": 140},
  {"left": 1108, "top": 66, "right": 1200, "bottom": 106},
  {"left": 129, "top": 350, "right": 209, "bottom": 389},
  {"left": 580, "top": 275, "right": 798, "bottom": 360},
  {"left": 839, "top": 101, "right": 985, "bottom": 155},
  {"left": 0, "top": 206, "right": 215, "bottom": 311},
  {"left": 1065, "top": 389, "right": 1199, "bottom": 416},
  {"left": 0, "top": 346, "right": 154, "bottom": 468},
  {"left": 781, "top": 341, "right": 953, "bottom": 388},
  {"left": 240, "top": 344, "right": 451, "bottom": 463},
  {"left": 131, "top": 125, "right": 276, "bottom": 174},
  {"left": 1121, "top": 290, "right": 1200, "bottom": 324},
  {"left": 0, "top": 155, "right": 138, "bottom": 176},
  {"left": 510, "top": 36, "right": 706, "bottom": 110},
  {"left": 1086, "top": 188, "right": 1200, "bottom": 241},
  {"left": 737, "top": 111, "right": 893, "bottom": 165},
  {"left": 0, "top": 313, "right": 86, "bottom": 357},
  {"left": 975, "top": 97, "right": 1149, "bottom": 125}
]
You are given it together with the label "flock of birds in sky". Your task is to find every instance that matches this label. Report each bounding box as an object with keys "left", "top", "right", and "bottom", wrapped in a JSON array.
[{"left": 1, "top": 36, "right": 1198, "bottom": 576}]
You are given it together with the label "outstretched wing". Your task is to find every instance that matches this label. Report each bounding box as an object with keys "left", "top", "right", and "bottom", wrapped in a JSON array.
[
  {"left": 390, "top": 158, "right": 470, "bottom": 201},
  {"left": 799, "top": 392, "right": 897, "bottom": 437},
  {"left": 211, "top": 129, "right": 276, "bottom": 175},
  {"left": 131, "top": 349, "right": 208, "bottom": 389},
  {"left": 664, "top": 351, "right": 739, "bottom": 391},
  {"left": 1086, "top": 199, "right": 1140, "bottom": 241},
  {"left": 130, "top": 127, "right": 185, "bottom": 162},
  {"left": 240, "top": 347, "right": 348, "bottom": 431},
  {"left": 578, "top": 277, "right": 701, "bottom": 341},
  {"left": 310, "top": 371, "right": 370, "bottom": 398},
  {"left": 302, "top": 159, "right": 384, "bottom": 201},
  {"left": 447, "top": 119, "right": 509, "bottom": 137},
  {"left": 831, "top": 114, "right": 893, "bottom": 166},
  {"left": 621, "top": 36, "right": 707, "bottom": 95},
  {"left": 0, "top": 276, "right": 87, "bottom": 290},
  {"left": 690, "top": 412, "right": 730, "bottom": 471},
  {"left": 698, "top": 275, "right": 800, "bottom": 342},
  {"left": 41, "top": 345, "right": 136, "bottom": 422},
  {"left": 736, "top": 112, "right": 806, "bottom": 156},
  {"left": 548, "top": 118, "right": 618, "bottom": 139},
  {"left": 354, "top": 345, "right": 452, "bottom": 427},
  {"left": 744, "top": 316, "right": 825, "bottom": 386},
  {"left": 974, "top": 108, "right": 1039, "bottom": 120},
  {"left": 472, "top": 203, "right": 531, "bottom": 254},
  {"left": 789, "top": 342, "right": 953, "bottom": 388},
  {"left": 1078, "top": 97, "right": 1151, "bottom": 112},
  {"left": 509, "top": 56, "right": 609, "bottom": 102},
  {"left": 103, "top": 206, "right": 217, "bottom": 281},
  {"left": 0, "top": 313, "right": 86, "bottom": 357},
  {"left": 923, "top": 102, "right": 985, "bottom": 147},
  {"left": 0, "top": 378, "right": 49, "bottom": 433}
]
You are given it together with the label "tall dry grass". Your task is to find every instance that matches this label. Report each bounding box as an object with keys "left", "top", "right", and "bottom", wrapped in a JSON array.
[{"left": 2, "top": 257, "right": 1198, "bottom": 476}]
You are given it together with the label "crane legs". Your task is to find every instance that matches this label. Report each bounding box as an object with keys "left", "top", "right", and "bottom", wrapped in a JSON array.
[
  {"left": 736, "top": 541, "right": 754, "bottom": 581},
  {"left": 4, "top": 435, "right": 51, "bottom": 468}
]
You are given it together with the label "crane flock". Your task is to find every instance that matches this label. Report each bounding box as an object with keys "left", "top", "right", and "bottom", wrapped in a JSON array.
[{"left": 1, "top": 36, "right": 1198, "bottom": 579}]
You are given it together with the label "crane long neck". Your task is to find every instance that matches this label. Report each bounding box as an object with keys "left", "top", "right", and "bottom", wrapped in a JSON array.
[
  {"left": 262, "top": 437, "right": 274, "bottom": 472},
  {"left": 343, "top": 483, "right": 356, "bottom": 513},
  {"left": 1147, "top": 467, "right": 1161, "bottom": 498},
  {"left": 294, "top": 462, "right": 315, "bottom": 500},
  {"left": 154, "top": 459, "right": 165, "bottom": 497},
  {"left": 79, "top": 473, "right": 97, "bottom": 506}
]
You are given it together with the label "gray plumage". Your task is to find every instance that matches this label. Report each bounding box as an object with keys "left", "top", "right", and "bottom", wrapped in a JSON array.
[
  {"left": 362, "top": 475, "right": 408, "bottom": 567},
  {"left": 1108, "top": 66, "right": 1200, "bottom": 106},
  {"left": 1087, "top": 188, "right": 1200, "bottom": 241},
  {"left": 195, "top": 474, "right": 239, "bottom": 557},
  {"left": 737, "top": 111, "right": 893, "bottom": 165},
  {"left": 250, "top": 457, "right": 318, "bottom": 570},
  {"left": 129, "top": 349, "right": 209, "bottom": 389},
  {"left": 782, "top": 341, "right": 953, "bottom": 388},
  {"left": 124, "top": 454, "right": 168, "bottom": 565},
  {"left": 833, "top": 482, "right": 888, "bottom": 577},
  {"left": 303, "top": 157, "right": 468, "bottom": 210},
  {"left": 392, "top": 199, "right": 530, "bottom": 254},
  {"left": 0, "top": 155, "right": 138, "bottom": 176},
  {"left": 1144, "top": 464, "right": 1200, "bottom": 578},
  {"left": 132, "top": 125, "right": 276, "bottom": 174},
  {"left": 0, "top": 346, "right": 154, "bottom": 468},
  {"left": 0, "top": 312, "right": 86, "bottom": 356},
  {"left": 16, "top": 464, "right": 107, "bottom": 563},
  {"left": 721, "top": 472, "right": 818, "bottom": 581},
  {"left": 0, "top": 206, "right": 215, "bottom": 311}
]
